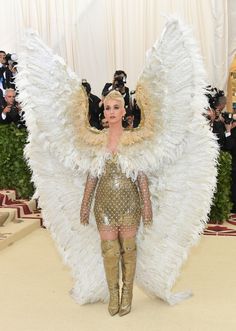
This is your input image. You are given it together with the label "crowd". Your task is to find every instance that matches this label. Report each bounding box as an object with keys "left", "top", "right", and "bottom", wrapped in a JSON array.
[
  {"left": 0, "top": 50, "right": 25, "bottom": 128},
  {"left": 82, "top": 70, "right": 141, "bottom": 130},
  {"left": 204, "top": 86, "right": 236, "bottom": 214},
  {"left": 0, "top": 52, "right": 140, "bottom": 130}
]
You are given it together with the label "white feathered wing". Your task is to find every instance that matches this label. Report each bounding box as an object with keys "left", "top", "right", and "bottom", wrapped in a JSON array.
[
  {"left": 16, "top": 31, "right": 109, "bottom": 304},
  {"left": 16, "top": 18, "right": 218, "bottom": 307},
  {"left": 134, "top": 19, "right": 218, "bottom": 304}
]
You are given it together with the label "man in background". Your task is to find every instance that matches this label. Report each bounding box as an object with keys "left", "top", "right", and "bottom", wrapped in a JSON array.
[
  {"left": 82, "top": 80, "right": 103, "bottom": 130},
  {"left": 102, "top": 70, "right": 130, "bottom": 111},
  {"left": 0, "top": 50, "right": 6, "bottom": 104},
  {"left": 0, "top": 88, "right": 25, "bottom": 127}
]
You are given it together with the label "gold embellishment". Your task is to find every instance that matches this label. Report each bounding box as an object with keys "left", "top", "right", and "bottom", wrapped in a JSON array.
[
  {"left": 94, "top": 158, "right": 141, "bottom": 231},
  {"left": 72, "top": 83, "right": 158, "bottom": 148}
]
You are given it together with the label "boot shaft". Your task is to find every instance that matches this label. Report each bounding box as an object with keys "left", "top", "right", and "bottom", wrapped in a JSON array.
[
  {"left": 120, "top": 237, "right": 137, "bottom": 286},
  {"left": 119, "top": 237, "right": 137, "bottom": 316},
  {"left": 101, "top": 239, "right": 121, "bottom": 316}
]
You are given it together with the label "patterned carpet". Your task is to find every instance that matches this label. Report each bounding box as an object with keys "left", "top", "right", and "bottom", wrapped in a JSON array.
[
  {"left": 0, "top": 190, "right": 42, "bottom": 224},
  {"left": 204, "top": 213, "right": 236, "bottom": 236},
  {"left": 0, "top": 190, "right": 42, "bottom": 247},
  {"left": 1, "top": 189, "right": 236, "bottom": 237}
]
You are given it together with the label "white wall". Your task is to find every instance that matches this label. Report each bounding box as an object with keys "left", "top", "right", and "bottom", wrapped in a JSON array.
[{"left": 0, "top": 0, "right": 235, "bottom": 95}]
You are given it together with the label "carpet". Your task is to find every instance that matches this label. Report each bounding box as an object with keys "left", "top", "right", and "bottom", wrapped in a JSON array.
[
  {"left": 204, "top": 225, "right": 236, "bottom": 236},
  {"left": 204, "top": 213, "right": 236, "bottom": 236},
  {"left": 0, "top": 190, "right": 42, "bottom": 225}
]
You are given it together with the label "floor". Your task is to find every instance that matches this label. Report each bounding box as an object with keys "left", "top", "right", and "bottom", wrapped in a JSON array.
[{"left": 1, "top": 228, "right": 236, "bottom": 331}]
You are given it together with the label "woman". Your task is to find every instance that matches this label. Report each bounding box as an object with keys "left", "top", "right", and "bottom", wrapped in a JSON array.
[
  {"left": 16, "top": 20, "right": 218, "bottom": 315},
  {"left": 80, "top": 90, "right": 153, "bottom": 316}
]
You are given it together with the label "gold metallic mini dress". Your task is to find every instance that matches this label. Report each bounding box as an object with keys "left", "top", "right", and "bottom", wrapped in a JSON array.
[{"left": 94, "top": 155, "right": 141, "bottom": 232}]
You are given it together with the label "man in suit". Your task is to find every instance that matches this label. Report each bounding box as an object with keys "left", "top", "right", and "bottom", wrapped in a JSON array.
[
  {"left": 101, "top": 71, "right": 141, "bottom": 128},
  {"left": 0, "top": 88, "right": 23, "bottom": 126},
  {"left": 0, "top": 89, "right": 4, "bottom": 108},
  {"left": 220, "top": 119, "right": 236, "bottom": 213},
  {"left": 0, "top": 50, "right": 6, "bottom": 96},
  {"left": 5, "top": 61, "right": 17, "bottom": 90},
  {"left": 205, "top": 87, "right": 229, "bottom": 150},
  {"left": 82, "top": 80, "right": 103, "bottom": 130},
  {"left": 102, "top": 70, "right": 130, "bottom": 111}
]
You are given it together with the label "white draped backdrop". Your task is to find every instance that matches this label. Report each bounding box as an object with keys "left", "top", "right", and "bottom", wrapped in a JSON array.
[{"left": 0, "top": 0, "right": 236, "bottom": 95}]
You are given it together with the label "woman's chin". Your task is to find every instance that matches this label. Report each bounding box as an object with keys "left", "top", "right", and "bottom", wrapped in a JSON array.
[{"left": 107, "top": 118, "right": 121, "bottom": 125}]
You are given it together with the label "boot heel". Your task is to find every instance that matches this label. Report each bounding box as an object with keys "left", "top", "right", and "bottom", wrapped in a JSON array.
[{"left": 119, "top": 287, "right": 132, "bottom": 316}]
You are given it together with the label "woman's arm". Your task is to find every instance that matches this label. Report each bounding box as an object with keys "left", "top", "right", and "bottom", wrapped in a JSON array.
[
  {"left": 80, "top": 173, "right": 98, "bottom": 225},
  {"left": 137, "top": 172, "right": 153, "bottom": 227}
]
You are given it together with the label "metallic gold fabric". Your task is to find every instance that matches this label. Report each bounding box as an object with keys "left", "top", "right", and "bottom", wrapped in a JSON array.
[
  {"left": 94, "top": 155, "right": 141, "bottom": 231},
  {"left": 119, "top": 237, "right": 136, "bottom": 316},
  {"left": 101, "top": 239, "right": 120, "bottom": 316}
]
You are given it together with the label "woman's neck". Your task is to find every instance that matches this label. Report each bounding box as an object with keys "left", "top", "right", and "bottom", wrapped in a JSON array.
[{"left": 107, "top": 122, "right": 123, "bottom": 153}]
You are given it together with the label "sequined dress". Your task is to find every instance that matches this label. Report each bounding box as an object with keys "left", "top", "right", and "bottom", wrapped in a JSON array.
[{"left": 94, "top": 155, "right": 141, "bottom": 232}]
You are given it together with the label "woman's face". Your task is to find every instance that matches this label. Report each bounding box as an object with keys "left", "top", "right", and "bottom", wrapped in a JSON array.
[{"left": 104, "top": 99, "right": 125, "bottom": 125}]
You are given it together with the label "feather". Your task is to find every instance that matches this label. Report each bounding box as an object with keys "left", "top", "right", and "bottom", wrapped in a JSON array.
[
  {"left": 135, "top": 18, "right": 218, "bottom": 303},
  {"left": 16, "top": 18, "right": 218, "bottom": 306},
  {"left": 16, "top": 30, "right": 109, "bottom": 304}
]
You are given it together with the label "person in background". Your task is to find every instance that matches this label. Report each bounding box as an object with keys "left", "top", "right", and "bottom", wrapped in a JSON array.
[
  {"left": 5, "top": 57, "right": 18, "bottom": 90},
  {"left": 82, "top": 80, "right": 103, "bottom": 130},
  {"left": 0, "top": 50, "right": 6, "bottom": 98},
  {"left": 101, "top": 117, "right": 109, "bottom": 129},
  {"left": 221, "top": 118, "right": 236, "bottom": 213},
  {"left": 102, "top": 71, "right": 130, "bottom": 107},
  {"left": 205, "top": 87, "right": 229, "bottom": 150},
  {"left": 123, "top": 109, "right": 134, "bottom": 129},
  {"left": 205, "top": 86, "right": 236, "bottom": 217},
  {"left": 0, "top": 88, "right": 25, "bottom": 127},
  {"left": 101, "top": 70, "right": 143, "bottom": 128},
  {"left": 101, "top": 70, "right": 131, "bottom": 115}
]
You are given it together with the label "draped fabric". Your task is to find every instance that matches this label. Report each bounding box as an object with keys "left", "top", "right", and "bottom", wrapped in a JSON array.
[{"left": 0, "top": 0, "right": 235, "bottom": 94}]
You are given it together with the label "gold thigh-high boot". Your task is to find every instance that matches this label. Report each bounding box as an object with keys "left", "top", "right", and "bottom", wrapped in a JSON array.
[
  {"left": 119, "top": 237, "right": 136, "bottom": 316},
  {"left": 101, "top": 239, "right": 120, "bottom": 316}
]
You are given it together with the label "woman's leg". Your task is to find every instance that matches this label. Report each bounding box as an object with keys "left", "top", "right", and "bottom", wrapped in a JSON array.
[
  {"left": 99, "top": 227, "right": 120, "bottom": 316},
  {"left": 118, "top": 226, "right": 137, "bottom": 316}
]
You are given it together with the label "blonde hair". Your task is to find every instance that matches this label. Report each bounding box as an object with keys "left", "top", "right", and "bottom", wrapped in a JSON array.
[{"left": 104, "top": 90, "right": 125, "bottom": 108}]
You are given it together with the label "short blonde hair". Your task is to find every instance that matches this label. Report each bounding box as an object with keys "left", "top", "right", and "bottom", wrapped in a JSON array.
[{"left": 104, "top": 90, "right": 124, "bottom": 108}]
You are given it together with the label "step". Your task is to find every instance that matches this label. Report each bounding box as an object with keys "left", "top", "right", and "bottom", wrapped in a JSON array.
[
  {"left": 0, "top": 208, "right": 17, "bottom": 224},
  {"left": 0, "top": 218, "right": 41, "bottom": 251}
]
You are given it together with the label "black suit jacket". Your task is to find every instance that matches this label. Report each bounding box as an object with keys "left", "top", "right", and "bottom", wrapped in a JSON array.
[
  {"left": 0, "top": 105, "right": 21, "bottom": 124},
  {"left": 225, "top": 126, "right": 236, "bottom": 170},
  {"left": 88, "top": 93, "right": 102, "bottom": 129}
]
